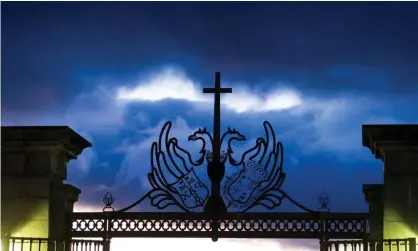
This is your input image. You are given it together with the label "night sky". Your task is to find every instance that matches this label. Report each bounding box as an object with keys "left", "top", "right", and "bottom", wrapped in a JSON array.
[{"left": 2, "top": 2, "right": 418, "bottom": 250}]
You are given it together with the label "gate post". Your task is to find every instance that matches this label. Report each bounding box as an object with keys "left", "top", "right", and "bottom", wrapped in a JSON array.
[
  {"left": 409, "top": 238, "right": 416, "bottom": 251},
  {"left": 2, "top": 234, "right": 10, "bottom": 251},
  {"left": 362, "top": 238, "right": 369, "bottom": 251},
  {"left": 362, "top": 125, "right": 418, "bottom": 240},
  {"left": 102, "top": 237, "right": 111, "bottom": 251},
  {"left": 102, "top": 212, "right": 111, "bottom": 251},
  {"left": 319, "top": 213, "right": 328, "bottom": 251},
  {"left": 1, "top": 126, "right": 90, "bottom": 243},
  {"left": 363, "top": 184, "right": 383, "bottom": 241},
  {"left": 319, "top": 238, "right": 328, "bottom": 251}
]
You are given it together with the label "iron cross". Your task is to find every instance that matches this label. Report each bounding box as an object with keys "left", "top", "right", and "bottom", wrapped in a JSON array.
[
  {"left": 203, "top": 72, "right": 232, "bottom": 241},
  {"left": 203, "top": 72, "right": 232, "bottom": 163}
]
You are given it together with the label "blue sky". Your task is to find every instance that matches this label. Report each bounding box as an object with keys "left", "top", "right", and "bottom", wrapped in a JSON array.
[{"left": 2, "top": 2, "right": 418, "bottom": 250}]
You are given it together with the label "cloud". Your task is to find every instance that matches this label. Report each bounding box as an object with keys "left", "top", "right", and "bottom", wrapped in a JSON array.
[
  {"left": 116, "top": 67, "right": 303, "bottom": 113},
  {"left": 3, "top": 66, "right": 400, "bottom": 171},
  {"left": 64, "top": 85, "right": 127, "bottom": 133},
  {"left": 69, "top": 131, "right": 97, "bottom": 174},
  {"left": 115, "top": 117, "right": 204, "bottom": 187},
  {"left": 117, "top": 68, "right": 205, "bottom": 102},
  {"left": 110, "top": 67, "right": 398, "bottom": 160}
]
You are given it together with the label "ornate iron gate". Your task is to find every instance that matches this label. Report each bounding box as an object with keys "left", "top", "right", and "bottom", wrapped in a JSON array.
[
  {"left": 5, "top": 237, "right": 104, "bottom": 251},
  {"left": 326, "top": 238, "right": 417, "bottom": 251},
  {"left": 70, "top": 72, "right": 370, "bottom": 250}
]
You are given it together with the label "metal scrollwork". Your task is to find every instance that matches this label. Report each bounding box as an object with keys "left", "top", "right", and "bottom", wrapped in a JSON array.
[
  {"left": 102, "top": 192, "right": 115, "bottom": 212},
  {"left": 107, "top": 120, "right": 319, "bottom": 214},
  {"left": 223, "top": 121, "right": 286, "bottom": 212},
  {"left": 73, "top": 72, "right": 370, "bottom": 243},
  {"left": 318, "top": 192, "right": 331, "bottom": 212}
]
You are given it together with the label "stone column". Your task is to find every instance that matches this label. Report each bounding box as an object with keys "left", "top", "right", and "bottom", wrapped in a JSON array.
[
  {"left": 363, "top": 125, "right": 418, "bottom": 240},
  {"left": 363, "top": 184, "right": 384, "bottom": 241},
  {"left": 1, "top": 126, "right": 91, "bottom": 245}
]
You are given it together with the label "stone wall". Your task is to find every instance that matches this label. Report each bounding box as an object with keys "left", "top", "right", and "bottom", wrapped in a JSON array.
[
  {"left": 1, "top": 126, "right": 91, "bottom": 240},
  {"left": 363, "top": 125, "right": 418, "bottom": 240}
]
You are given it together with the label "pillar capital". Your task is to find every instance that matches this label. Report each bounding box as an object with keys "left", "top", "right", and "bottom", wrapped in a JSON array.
[
  {"left": 362, "top": 124, "right": 418, "bottom": 239},
  {"left": 362, "top": 124, "right": 418, "bottom": 161},
  {"left": 2, "top": 125, "right": 91, "bottom": 156},
  {"left": 1, "top": 126, "right": 91, "bottom": 180},
  {"left": 1, "top": 126, "right": 90, "bottom": 240},
  {"left": 363, "top": 184, "right": 383, "bottom": 203}
]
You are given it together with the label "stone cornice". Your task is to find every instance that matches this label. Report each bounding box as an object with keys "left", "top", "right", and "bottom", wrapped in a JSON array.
[
  {"left": 1, "top": 126, "right": 92, "bottom": 157},
  {"left": 362, "top": 124, "right": 418, "bottom": 161},
  {"left": 363, "top": 184, "right": 383, "bottom": 203}
]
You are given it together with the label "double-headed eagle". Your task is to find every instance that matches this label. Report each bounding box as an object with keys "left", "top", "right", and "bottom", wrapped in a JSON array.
[{"left": 147, "top": 121, "right": 286, "bottom": 212}]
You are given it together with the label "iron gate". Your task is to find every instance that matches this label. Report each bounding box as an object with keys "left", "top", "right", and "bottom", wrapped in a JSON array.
[
  {"left": 4, "top": 237, "right": 104, "bottom": 251},
  {"left": 326, "top": 238, "right": 417, "bottom": 251},
  {"left": 69, "top": 72, "right": 371, "bottom": 251}
]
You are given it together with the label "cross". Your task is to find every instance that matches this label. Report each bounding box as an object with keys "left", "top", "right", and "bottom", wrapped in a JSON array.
[
  {"left": 203, "top": 72, "right": 232, "bottom": 163},
  {"left": 203, "top": 72, "right": 232, "bottom": 241}
]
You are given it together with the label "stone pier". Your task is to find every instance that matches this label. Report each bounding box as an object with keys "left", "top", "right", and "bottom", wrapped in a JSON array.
[
  {"left": 1, "top": 126, "right": 91, "bottom": 241},
  {"left": 363, "top": 184, "right": 384, "bottom": 241},
  {"left": 363, "top": 125, "right": 418, "bottom": 240}
]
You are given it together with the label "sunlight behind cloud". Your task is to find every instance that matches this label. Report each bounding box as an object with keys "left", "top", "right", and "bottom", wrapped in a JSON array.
[
  {"left": 116, "top": 68, "right": 302, "bottom": 113},
  {"left": 117, "top": 69, "right": 208, "bottom": 102},
  {"left": 264, "top": 90, "right": 303, "bottom": 111}
]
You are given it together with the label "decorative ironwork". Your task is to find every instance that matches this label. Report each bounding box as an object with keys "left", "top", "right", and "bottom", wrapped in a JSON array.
[
  {"left": 326, "top": 238, "right": 417, "bottom": 251},
  {"left": 117, "top": 119, "right": 290, "bottom": 213},
  {"left": 105, "top": 72, "right": 313, "bottom": 218},
  {"left": 103, "top": 192, "right": 115, "bottom": 212},
  {"left": 224, "top": 121, "right": 286, "bottom": 212},
  {"left": 71, "top": 212, "right": 369, "bottom": 239},
  {"left": 318, "top": 192, "right": 331, "bottom": 212},
  {"left": 5, "top": 237, "right": 105, "bottom": 251},
  {"left": 71, "top": 72, "right": 371, "bottom": 243},
  {"left": 111, "top": 95, "right": 297, "bottom": 214}
]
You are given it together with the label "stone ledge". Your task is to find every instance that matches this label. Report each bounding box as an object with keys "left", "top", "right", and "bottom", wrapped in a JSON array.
[
  {"left": 1, "top": 126, "right": 92, "bottom": 156},
  {"left": 62, "top": 184, "right": 81, "bottom": 202},
  {"left": 362, "top": 124, "right": 418, "bottom": 160},
  {"left": 363, "top": 184, "right": 383, "bottom": 203}
]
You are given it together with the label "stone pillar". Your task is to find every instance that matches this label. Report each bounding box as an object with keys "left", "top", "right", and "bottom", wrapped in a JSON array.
[
  {"left": 1, "top": 126, "right": 91, "bottom": 243},
  {"left": 363, "top": 184, "right": 384, "bottom": 241},
  {"left": 363, "top": 125, "right": 418, "bottom": 240}
]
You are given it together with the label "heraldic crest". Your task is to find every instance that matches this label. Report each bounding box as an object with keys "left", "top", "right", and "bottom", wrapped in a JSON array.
[{"left": 103, "top": 72, "right": 319, "bottom": 215}]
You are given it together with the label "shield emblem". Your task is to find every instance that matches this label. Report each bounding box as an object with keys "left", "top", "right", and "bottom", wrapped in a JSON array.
[
  {"left": 225, "top": 160, "right": 268, "bottom": 210},
  {"left": 170, "top": 168, "right": 209, "bottom": 209},
  {"left": 228, "top": 171, "right": 261, "bottom": 204}
]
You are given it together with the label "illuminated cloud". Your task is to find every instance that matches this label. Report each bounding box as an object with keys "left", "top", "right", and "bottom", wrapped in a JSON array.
[
  {"left": 2, "top": 67, "right": 386, "bottom": 174},
  {"left": 116, "top": 68, "right": 303, "bottom": 113},
  {"left": 117, "top": 69, "right": 206, "bottom": 102}
]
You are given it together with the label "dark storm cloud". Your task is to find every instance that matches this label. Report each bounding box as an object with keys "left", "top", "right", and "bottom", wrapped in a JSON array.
[{"left": 2, "top": 2, "right": 418, "bottom": 115}]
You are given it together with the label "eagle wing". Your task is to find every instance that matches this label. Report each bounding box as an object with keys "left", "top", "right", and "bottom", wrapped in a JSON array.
[
  {"left": 148, "top": 121, "right": 209, "bottom": 212},
  {"left": 224, "top": 121, "right": 286, "bottom": 212}
]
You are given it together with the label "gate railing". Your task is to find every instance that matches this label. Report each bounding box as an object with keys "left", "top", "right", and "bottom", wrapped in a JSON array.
[
  {"left": 71, "top": 212, "right": 369, "bottom": 239},
  {"left": 326, "top": 238, "right": 417, "bottom": 251},
  {"left": 2, "top": 237, "right": 104, "bottom": 251}
]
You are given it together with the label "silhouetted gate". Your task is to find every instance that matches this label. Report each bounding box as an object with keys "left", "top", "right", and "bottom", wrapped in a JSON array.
[
  {"left": 326, "top": 238, "right": 417, "bottom": 251},
  {"left": 70, "top": 72, "right": 371, "bottom": 251},
  {"left": 5, "top": 237, "right": 104, "bottom": 251}
]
